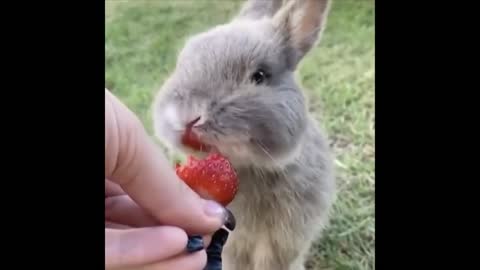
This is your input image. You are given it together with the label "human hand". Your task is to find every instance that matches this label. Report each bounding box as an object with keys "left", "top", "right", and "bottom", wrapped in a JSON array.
[
  {"left": 105, "top": 89, "right": 227, "bottom": 269},
  {"left": 105, "top": 179, "right": 213, "bottom": 269}
]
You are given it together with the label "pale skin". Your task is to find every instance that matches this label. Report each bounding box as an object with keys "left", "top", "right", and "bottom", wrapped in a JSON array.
[{"left": 105, "top": 89, "right": 226, "bottom": 270}]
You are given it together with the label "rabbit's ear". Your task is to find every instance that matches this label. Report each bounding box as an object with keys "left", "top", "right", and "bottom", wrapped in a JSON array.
[
  {"left": 236, "top": 0, "right": 284, "bottom": 20},
  {"left": 273, "top": 0, "right": 331, "bottom": 68}
]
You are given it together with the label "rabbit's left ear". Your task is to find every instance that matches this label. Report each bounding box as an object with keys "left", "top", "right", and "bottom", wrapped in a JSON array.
[
  {"left": 235, "top": 0, "right": 284, "bottom": 20},
  {"left": 273, "top": 0, "right": 331, "bottom": 68}
]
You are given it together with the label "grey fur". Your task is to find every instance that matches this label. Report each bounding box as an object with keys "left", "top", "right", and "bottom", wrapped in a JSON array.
[{"left": 153, "top": 1, "right": 335, "bottom": 269}]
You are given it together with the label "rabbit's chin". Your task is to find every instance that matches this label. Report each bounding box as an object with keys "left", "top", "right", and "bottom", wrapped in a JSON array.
[
  {"left": 173, "top": 141, "right": 292, "bottom": 171},
  {"left": 212, "top": 143, "right": 300, "bottom": 171}
]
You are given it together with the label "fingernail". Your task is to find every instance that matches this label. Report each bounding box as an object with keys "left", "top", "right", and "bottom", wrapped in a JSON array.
[
  {"left": 224, "top": 208, "right": 236, "bottom": 231},
  {"left": 204, "top": 228, "right": 230, "bottom": 270},
  {"left": 204, "top": 200, "right": 227, "bottom": 221},
  {"left": 186, "top": 235, "right": 204, "bottom": 253}
]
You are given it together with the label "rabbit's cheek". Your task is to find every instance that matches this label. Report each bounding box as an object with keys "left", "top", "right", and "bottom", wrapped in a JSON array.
[
  {"left": 231, "top": 144, "right": 249, "bottom": 156},
  {"left": 163, "top": 103, "right": 183, "bottom": 130},
  {"left": 219, "top": 143, "right": 253, "bottom": 162}
]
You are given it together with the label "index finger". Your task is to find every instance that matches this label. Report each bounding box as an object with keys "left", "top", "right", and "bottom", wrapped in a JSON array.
[{"left": 105, "top": 89, "right": 226, "bottom": 235}]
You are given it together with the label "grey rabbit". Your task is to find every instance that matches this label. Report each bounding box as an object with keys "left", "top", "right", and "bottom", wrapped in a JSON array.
[{"left": 153, "top": 0, "right": 336, "bottom": 269}]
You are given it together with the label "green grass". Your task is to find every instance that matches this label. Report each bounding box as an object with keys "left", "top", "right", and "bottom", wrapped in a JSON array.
[{"left": 106, "top": 1, "right": 375, "bottom": 269}]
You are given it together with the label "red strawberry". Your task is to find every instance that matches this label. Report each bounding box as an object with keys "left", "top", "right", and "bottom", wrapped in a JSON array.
[{"left": 175, "top": 152, "right": 238, "bottom": 206}]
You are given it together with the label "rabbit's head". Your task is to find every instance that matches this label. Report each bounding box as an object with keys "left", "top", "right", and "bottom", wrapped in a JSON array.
[{"left": 154, "top": 0, "right": 331, "bottom": 168}]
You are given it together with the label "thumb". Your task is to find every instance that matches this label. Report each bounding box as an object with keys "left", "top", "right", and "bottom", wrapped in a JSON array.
[{"left": 105, "top": 89, "right": 226, "bottom": 235}]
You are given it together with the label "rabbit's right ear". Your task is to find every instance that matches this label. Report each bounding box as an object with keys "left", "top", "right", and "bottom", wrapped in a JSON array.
[
  {"left": 235, "top": 0, "right": 284, "bottom": 20},
  {"left": 272, "top": 0, "right": 331, "bottom": 69}
]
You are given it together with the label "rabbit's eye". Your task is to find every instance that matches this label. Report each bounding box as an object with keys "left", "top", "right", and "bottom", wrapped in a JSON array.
[{"left": 251, "top": 69, "right": 268, "bottom": 85}]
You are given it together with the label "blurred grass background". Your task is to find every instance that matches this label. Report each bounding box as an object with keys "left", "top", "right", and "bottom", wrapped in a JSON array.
[{"left": 106, "top": 1, "right": 374, "bottom": 269}]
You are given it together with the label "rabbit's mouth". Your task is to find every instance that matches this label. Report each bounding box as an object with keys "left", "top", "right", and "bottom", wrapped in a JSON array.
[
  {"left": 180, "top": 130, "right": 214, "bottom": 153},
  {"left": 179, "top": 116, "right": 212, "bottom": 153},
  {"left": 179, "top": 130, "right": 235, "bottom": 161},
  {"left": 177, "top": 117, "right": 246, "bottom": 161}
]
